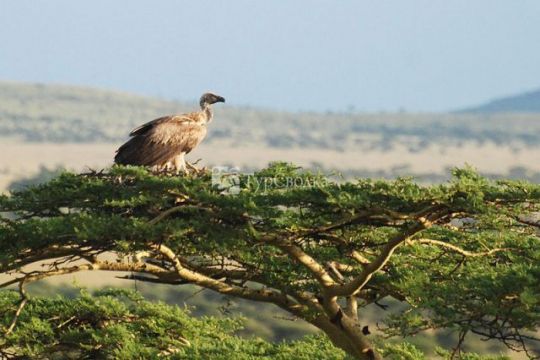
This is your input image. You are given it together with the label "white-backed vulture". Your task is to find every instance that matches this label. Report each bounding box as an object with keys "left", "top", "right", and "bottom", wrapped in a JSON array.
[{"left": 114, "top": 92, "right": 225, "bottom": 172}]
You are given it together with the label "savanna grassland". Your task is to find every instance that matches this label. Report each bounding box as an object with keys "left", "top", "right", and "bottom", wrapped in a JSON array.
[
  {"left": 1, "top": 81, "right": 539, "bottom": 358},
  {"left": 1, "top": 81, "right": 540, "bottom": 192}
]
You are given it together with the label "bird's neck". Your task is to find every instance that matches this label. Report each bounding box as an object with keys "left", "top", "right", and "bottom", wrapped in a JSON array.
[{"left": 200, "top": 103, "right": 213, "bottom": 123}]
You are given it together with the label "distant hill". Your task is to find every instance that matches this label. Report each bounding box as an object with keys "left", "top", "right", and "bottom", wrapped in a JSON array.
[
  {"left": 1, "top": 81, "right": 540, "bottom": 149},
  {"left": 459, "top": 88, "right": 540, "bottom": 113}
]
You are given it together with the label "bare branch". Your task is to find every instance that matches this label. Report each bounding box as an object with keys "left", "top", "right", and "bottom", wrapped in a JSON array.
[
  {"left": 330, "top": 207, "right": 448, "bottom": 297},
  {"left": 117, "top": 274, "right": 189, "bottom": 285},
  {"left": 0, "top": 277, "right": 21, "bottom": 290},
  {"left": 148, "top": 201, "right": 215, "bottom": 226},
  {"left": 345, "top": 295, "right": 358, "bottom": 319},
  {"left": 276, "top": 241, "right": 336, "bottom": 287},
  {"left": 151, "top": 243, "right": 307, "bottom": 314},
  {"left": 5, "top": 280, "right": 28, "bottom": 335},
  {"left": 148, "top": 205, "right": 188, "bottom": 225},
  {"left": 0, "top": 245, "right": 99, "bottom": 273},
  {"left": 350, "top": 251, "right": 370, "bottom": 266},
  {"left": 296, "top": 210, "right": 375, "bottom": 237},
  {"left": 411, "top": 238, "right": 509, "bottom": 257},
  {"left": 327, "top": 262, "right": 346, "bottom": 284},
  {"left": 450, "top": 328, "right": 468, "bottom": 359}
]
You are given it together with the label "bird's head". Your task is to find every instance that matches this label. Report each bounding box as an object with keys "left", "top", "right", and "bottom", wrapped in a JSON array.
[{"left": 200, "top": 92, "right": 225, "bottom": 108}]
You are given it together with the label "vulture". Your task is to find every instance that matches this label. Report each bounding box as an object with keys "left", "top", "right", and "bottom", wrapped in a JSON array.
[{"left": 114, "top": 92, "right": 225, "bottom": 172}]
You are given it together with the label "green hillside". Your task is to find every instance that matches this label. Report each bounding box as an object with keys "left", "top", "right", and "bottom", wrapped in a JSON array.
[{"left": 1, "top": 81, "right": 540, "bottom": 150}]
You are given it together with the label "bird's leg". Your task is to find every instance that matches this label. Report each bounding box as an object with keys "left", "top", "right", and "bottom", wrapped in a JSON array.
[
  {"left": 174, "top": 153, "right": 188, "bottom": 174},
  {"left": 157, "top": 162, "right": 173, "bottom": 174},
  {"left": 151, "top": 164, "right": 166, "bottom": 174}
]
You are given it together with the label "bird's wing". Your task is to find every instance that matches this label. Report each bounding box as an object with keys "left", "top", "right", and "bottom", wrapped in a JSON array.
[
  {"left": 149, "top": 115, "right": 208, "bottom": 153},
  {"left": 129, "top": 115, "right": 191, "bottom": 136},
  {"left": 115, "top": 114, "right": 207, "bottom": 166}
]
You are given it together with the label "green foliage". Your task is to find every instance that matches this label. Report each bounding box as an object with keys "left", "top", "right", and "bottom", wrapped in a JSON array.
[
  {"left": 0, "top": 289, "right": 348, "bottom": 359},
  {"left": 435, "top": 348, "right": 509, "bottom": 360},
  {"left": 1, "top": 164, "right": 539, "bottom": 357},
  {"left": 379, "top": 342, "right": 428, "bottom": 359},
  {"left": 379, "top": 342, "right": 510, "bottom": 360},
  {"left": 0, "top": 289, "right": 513, "bottom": 359}
]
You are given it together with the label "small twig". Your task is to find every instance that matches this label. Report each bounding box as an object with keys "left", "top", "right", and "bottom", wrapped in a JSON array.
[
  {"left": 327, "top": 261, "right": 346, "bottom": 284},
  {"left": 374, "top": 300, "right": 389, "bottom": 311},
  {"left": 148, "top": 204, "right": 213, "bottom": 226},
  {"left": 450, "top": 328, "right": 468, "bottom": 359},
  {"left": 273, "top": 314, "right": 300, "bottom": 322},
  {"left": 182, "top": 287, "right": 207, "bottom": 302},
  {"left": 148, "top": 206, "right": 186, "bottom": 225},
  {"left": 57, "top": 316, "right": 76, "bottom": 329},
  {"left": 5, "top": 280, "right": 28, "bottom": 335}
]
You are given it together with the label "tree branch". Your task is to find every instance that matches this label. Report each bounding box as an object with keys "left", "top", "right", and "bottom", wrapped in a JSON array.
[
  {"left": 274, "top": 240, "right": 337, "bottom": 287},
  {"left": 5, "top": 279, "right": 28, "bottom": 336},
  {"left": 411, "top": 238, "right": 509, "bottom": 257},
  {"left": 330, "top": 207, "right": 447, "bottom": 297},
  {"left": 151, "top": 243, "right": 307, "bottom": 314}
]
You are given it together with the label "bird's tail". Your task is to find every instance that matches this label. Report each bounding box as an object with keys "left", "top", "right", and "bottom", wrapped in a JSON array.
[{"left": 114, "top": 136, "right": 144, "bottom": 165}]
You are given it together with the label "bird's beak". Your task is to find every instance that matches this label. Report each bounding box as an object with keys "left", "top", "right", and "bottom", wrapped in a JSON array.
[{"left": 217, "top": 96, "right": 225, "bottom": 103}]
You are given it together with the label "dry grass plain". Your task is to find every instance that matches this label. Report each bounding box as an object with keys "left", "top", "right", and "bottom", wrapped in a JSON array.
[{"left": 2, "top": 138, "right": 540, "bottom": 192}]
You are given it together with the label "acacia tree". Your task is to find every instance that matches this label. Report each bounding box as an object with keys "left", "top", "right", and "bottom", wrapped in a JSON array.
[{"left": 0, "top": 163, "right": 539, "bottom": 359}]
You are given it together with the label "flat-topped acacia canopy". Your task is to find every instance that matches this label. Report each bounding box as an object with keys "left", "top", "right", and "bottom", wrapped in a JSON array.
[{"left": 1, "top": 163, "right": 539, "bottom": 359}]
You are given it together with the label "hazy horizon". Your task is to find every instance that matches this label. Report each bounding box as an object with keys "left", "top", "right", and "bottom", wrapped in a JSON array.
[{"left": 1, "top": 1, "right": 540, "bottom": 112}]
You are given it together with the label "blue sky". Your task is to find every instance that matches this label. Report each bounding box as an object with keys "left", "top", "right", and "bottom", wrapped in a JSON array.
[{"left": 1, "top": 1, "right": 539, "bottom": 112}]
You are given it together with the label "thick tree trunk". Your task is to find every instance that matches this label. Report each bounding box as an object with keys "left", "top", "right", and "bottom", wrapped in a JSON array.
[{"left": 312, "top": 315, "right": 381, "bottom": 360}]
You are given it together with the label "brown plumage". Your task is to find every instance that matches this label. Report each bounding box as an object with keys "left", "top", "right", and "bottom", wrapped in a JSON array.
[{"left": 114, "top": 92, "right": 225, "bottom": 172}]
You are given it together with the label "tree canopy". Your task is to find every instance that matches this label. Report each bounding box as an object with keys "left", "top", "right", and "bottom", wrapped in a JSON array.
[
  {"left": 1, "top": 163, "right": 539, "bottom": 359},
  {"left": 0, "top": 288, "right": 348, "bottom": 359}
]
